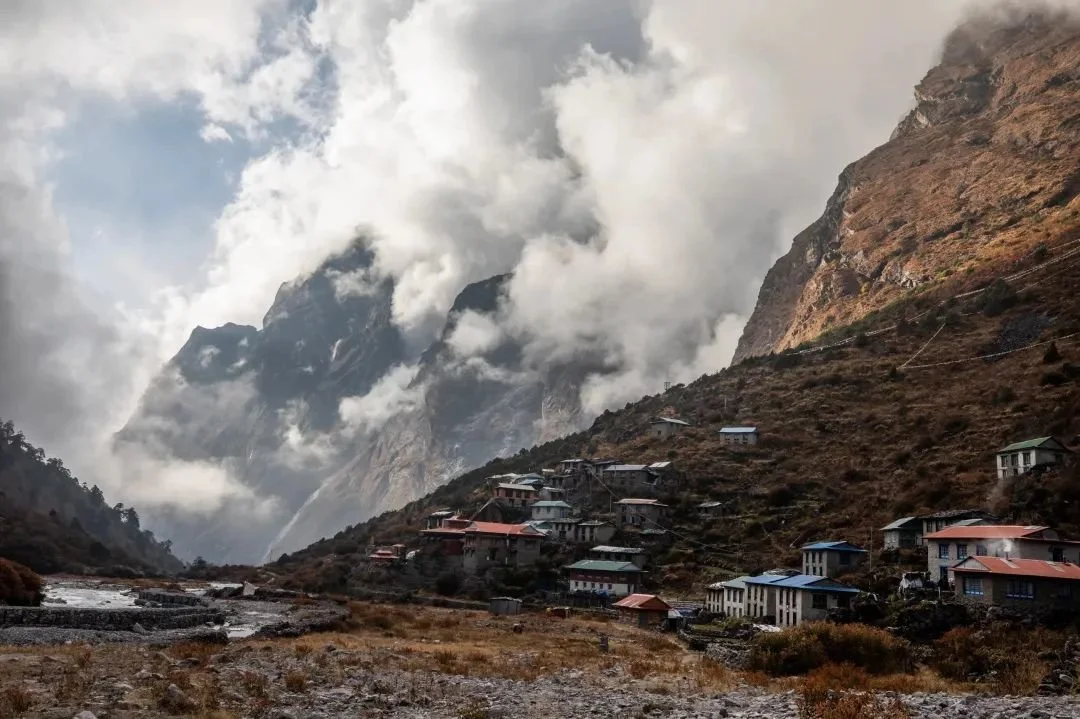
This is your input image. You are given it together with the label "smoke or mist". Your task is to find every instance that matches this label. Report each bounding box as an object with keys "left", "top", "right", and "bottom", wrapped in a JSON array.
[{"left": 5, "top": 0, "right": 1069, "bottom": 556}]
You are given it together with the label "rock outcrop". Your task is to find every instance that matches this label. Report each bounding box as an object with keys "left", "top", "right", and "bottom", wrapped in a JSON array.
[{"left": 734, "top": 9, "right": 1080, "bottom": 361}]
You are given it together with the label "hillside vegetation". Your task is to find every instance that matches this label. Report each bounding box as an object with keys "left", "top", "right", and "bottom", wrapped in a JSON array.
[{"left": 0, "top": 420, "right": 182, "bottom": 575}]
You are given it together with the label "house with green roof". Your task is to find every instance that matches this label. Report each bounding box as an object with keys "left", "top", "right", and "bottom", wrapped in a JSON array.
[
  {"left": 996, "top": 437, "right": 1070, "bottom": 480},
  {"left": 564, "top": 559, "right": 644, "bottom": 597}
]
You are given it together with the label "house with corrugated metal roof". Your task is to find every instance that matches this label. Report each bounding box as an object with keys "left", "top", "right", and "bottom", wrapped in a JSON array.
[
  {"left": 616, "top": 498, "right": 668, "bottom": 529},
  {"left": 924, "top": 525, "right": 1080, "bottom": 586},
  {"left": 769, "top": 575, "right": 860, "bottom": 627},
  {"left": 462, "top": 522, "right": 545, "bottom": 574},
  {"left": 996, "top": 436, "right": 1070, "bottom": 479},
  {"left": 953, "top": 556, "right": 1080, "bottom": 610},
  {"left": 919, "top": 509, "right": 997, "bottom": 542},
  {"left": 493, "top": 482, "right": 539, "bottom": 509},
  {"left": 590, "top": 545, "right": 646, "bottom": 568},
  {"left": 719, "top": 426, "right": 759, "bottom": 446},
  {"left": 612, "top": 594, "right": 671, "bottom": 627},
  {"left": 705, "top": 576, "right": 753, "bottom": 617},
  {"left": 564, "top": 559, "right": 643, "bottom": 597},
  {"left": 649, "top": 416, "right": 690, "bottom": 440},
  {"left": 881, "top": 516, "right": 922, "bottom": 549},
  {"left": 801, "top": 541, "right": 868, "bottom": 577},
  {"left": 530, "top": 500, "right": 574, "bottom": 521}
]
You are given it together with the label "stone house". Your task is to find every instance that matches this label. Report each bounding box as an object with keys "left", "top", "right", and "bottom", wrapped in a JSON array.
[
  {"left": 924, "top": 525, "right": 1080, "bottom": 586},
  {"left": 462, "top": 522, "right": 545, "bottom": 574},
  {"left": 880, "top": 516, "right": 923, "bottom": 550},
  {"left": 719, "top": 426, "right": 759, "bottom": 446},
  {"left": 572, "top": 520, "right": 616, "bottom": 545},
  {"left": 493, "top": 483, "right": 539, "bottom": 509},
  {"left": 590, "top": 545, "right": 646, "bottom": 568},
  {"left": 530, "top": 500, "right": 574, "bottom": 521},
  {"left": 801, "top": 541, "right": 868, "bottom": 577},
  {"left": 920, "top": 509, "right": 997, "bottom": 542},
  {"left": 649, "top": 417, "right": 690, "bottom": 440},
  {"left": 564, "top": 560, "right": 643, "bottom": 597},
  {"left": 771, "top": 575, "right": 860, "bottom": 628},
  {"left": 706, "top": 576, "right": 751, "bottom": 617},
  {"left": 996, "top": 437, "right": 1070, "bottom": 479},
  {"left": 616, "top": 498, "right": 669, "bottom": 529},
  {"left": 601, "top": 464, "right": 654, "bottom": 488},
  {"left": 612, "top": 594, "right": 672, "bottom": 628},
  {"left": 952, "top": 556, "right": 1080, "bottom": 611}
]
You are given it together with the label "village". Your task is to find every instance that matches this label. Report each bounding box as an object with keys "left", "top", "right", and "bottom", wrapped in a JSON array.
[{"left": 365, "top": 419, "right": 1079, "bottom": 633}]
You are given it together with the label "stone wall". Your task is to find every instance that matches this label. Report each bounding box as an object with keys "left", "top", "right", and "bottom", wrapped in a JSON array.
[
  {"left": 0, "top": 606, "right": 224, "bottom": 631},
  {"left": 136, "top": 590, "right": 209, "bottom": 607}
]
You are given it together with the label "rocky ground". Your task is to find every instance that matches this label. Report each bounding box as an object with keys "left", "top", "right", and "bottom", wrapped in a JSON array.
[{"left": 0, "top": 603, "right": 1078, "bottom": 718}]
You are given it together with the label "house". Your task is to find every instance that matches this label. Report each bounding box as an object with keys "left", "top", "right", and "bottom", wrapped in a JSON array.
[
  {"left": 462, "top": 522, "right": 545, "bottom": 574},
  {"left": 996, "top": 437, "right": 1070, "bottom": 479},
  {"left": 719, "top": 426, "right": 759, "bottom": 446},
  {"left": 545, "top": 517, "right": 581, "bottom": 541},
  {"left": 616, "top": 498, "right": 669, "bottom": 529},
  {"left": 612, "top": 594, "right": 672, "bottom": 628},
  {"left": 419, "top": 515, "right": 470, "bottom": 560},
  {"left": 880, "top": 516, "right": 922, "bottom": 550},
  {"left": 539, "top": 486, "right": 566, "bottom": 502},
  {"left": 425, "top": 509, "right": 455, "bottom": 530},
  {"left": 564, "top": 560, "right": 643, "bottom": 597},
  {"left": 530, "top": 500, "right": 574, "bottom": 521},
  {"left": 649, "top": 417, "right": 690, "bottom": 440},
  {"left": 493, "top": 483, "right": 539, "bottom": 509},
  {"left": 920, "top": 509, "right": 997, "bottom": 541},
  {"left": 368, "top": 544, "right": 406, "bottom": 563},
  {"left": 706, "top": 576, "right": 752, "bottom": 617},
  {"left": 590, "top": 545, "right": 646, "bottom": 568},
  {"left": 573, "top": 520, "right": 616, "bottom": 545},
  {"left": 743, "top": 574, "right": 788, "bottom": 620},
  {"left": 924, "top": 525, "right": 1080, "bottom": 586},
  {"left": 801, "top": 541, "right": 868, "bottom": 577},
  {"left": 771, "top": 575, "right": 860, "bottom": 627},
  {"left": 557, "top": 458, "right": 587, "bottom": 475},
  {"left": 952, "top": 556, "right": 1080, "bottom": 611},
  {"left": 601, "top": 464, "right": 654, "bottom": 488}
]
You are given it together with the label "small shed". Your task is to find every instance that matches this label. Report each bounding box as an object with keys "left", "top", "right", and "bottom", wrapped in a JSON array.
[
  {"left": 489, "top": 597, "right": 523, "bottom": 616},
  {"left": 612, "top": 593, "right": 672, "bottom": 628},
  {"left": 719, "top": 426, "right": 759, "bottom": 446}
]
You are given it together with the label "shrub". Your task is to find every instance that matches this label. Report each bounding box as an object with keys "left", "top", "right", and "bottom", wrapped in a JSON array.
[
  {"left": 1043, "top": 342, "right": 1062, "bottom": 364},
  {"left": 1041, "top": 371, "right": 1067, "bottom": 387},
  {"left": 283, "top": 670, "right": 308, "bottom": 693},
  {"left": 749, "top": 623, "right": 911, "bottom": 677},
  {"left": 0, "top": 558, "right": 43, "bottom": 606},
  {"left": 931, "top": 626, "right": 1065, "bottom": 695},
  {"left": 992, "top": 386, "right": 1017, "bottom": 405},
  {"left": 980, "top": 279, "right": 1017, "bottom": 317}
]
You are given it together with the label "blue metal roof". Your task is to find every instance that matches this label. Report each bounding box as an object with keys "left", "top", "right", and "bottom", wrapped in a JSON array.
[
  {"left": 801, "top": 541, "right": 868, "bottom": 553},
  {"left": 746, "top": 573, "right": 860, "bottom": 593}
]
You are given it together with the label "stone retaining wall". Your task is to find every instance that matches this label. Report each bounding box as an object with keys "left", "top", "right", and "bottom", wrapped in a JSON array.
[
  {"left": 0, "top": 606, "right": 224, "bottom": 631},
  {"left": 136, "top": 590, "right": 208, "bottom": 607}
]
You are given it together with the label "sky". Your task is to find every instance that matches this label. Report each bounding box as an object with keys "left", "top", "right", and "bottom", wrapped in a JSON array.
[{"left": 2, "top": 0, "right": 1045, "bottom": 531}]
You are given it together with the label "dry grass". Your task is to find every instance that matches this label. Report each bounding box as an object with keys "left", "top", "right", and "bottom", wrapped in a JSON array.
[
  {"left": 0, "top": 684, "right": 33, "bottom": 716},
  {"left": 283, "top": 669, "right": 308, "bottom": 693}
]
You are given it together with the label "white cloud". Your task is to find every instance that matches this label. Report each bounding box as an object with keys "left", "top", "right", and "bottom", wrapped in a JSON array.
[
  {"left": 339, "top": 364, "right": 426, "bottom": 434},
  {"left": 446, "top": 310, "right": 505, "bottom": 357}
]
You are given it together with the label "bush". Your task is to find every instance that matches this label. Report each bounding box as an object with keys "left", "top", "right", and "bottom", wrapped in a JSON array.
[
  {"left": 980, "top": 279, "right": 1017, "bottom": 317},
  {"left": 749, "top": 623, "right": 912, "bottom": 677},
  {"left": 0, "top": 559, "right": 43, "bottom": 606},
  {"left": 931, "top": 626, "right": 1064, "bottom": 695},
  {"left": 1043, "top": 342, "right": 1062, "bottom": 364},
  {"left": 435, "top": 571, "right": 463, "bottom": 597}
]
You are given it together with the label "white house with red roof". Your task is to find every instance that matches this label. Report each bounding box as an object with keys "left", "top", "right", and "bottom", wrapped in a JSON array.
[
  {"left": 952, "top": 556, "right": 1080, "bottom": 611},
  {"left": 462, "top": 521, "right": 545, "bottom": 574},
  {"left": 924, "top": 525, "right": 1080, "bottom": 586}
]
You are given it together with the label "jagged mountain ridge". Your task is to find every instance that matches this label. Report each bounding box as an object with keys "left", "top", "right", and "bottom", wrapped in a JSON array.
[
  {"left": 121, "top": 245, "right": 593, "bottom": 564},
  {"left": 734, "top": 9, "right": 1080, "bottom": 361}
]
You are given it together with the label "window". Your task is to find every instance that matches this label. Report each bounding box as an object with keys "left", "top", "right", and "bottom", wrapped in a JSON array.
[
  {"left": 811, "top": 593, "right": 827, "bottom": 610},
  {"left": 957, "top": 544, "right": 968, "bottom": 560},
  {"left": 1006, "top": 580, "right": 1035, "bottom": 600},
  {"left": 1052, "top": 547, "right": 1065, "bottom": 563},
  {"left": 976, "top": 544, "right": 988, "bottom": 556},
  {"left": 938, "top": 544, "right": 950, "bottom": 559},
  {"left": 963, "top": 577, "right": 984, "bottom": 596}
]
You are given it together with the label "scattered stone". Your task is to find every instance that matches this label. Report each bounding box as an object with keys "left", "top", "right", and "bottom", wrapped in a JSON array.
[
  {"left": 160, "top": 684, "right": 196, "bottom": 713},
  {"left": 73, "top": 713, "right": 98, "bottom": 719}
]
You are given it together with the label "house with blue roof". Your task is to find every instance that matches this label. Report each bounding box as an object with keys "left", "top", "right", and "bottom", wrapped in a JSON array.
[
  {"left": 706, "top": 575, "right": 754, "bottom": 617},
  {"left": 768, "top": 574, "right": 860, "bottom": 627},
  {"left": 719, "top": 426, "right": 759, "bottom": 446},
  {"left": 801, "top": 541, "right": 868, "bottom": 577}
]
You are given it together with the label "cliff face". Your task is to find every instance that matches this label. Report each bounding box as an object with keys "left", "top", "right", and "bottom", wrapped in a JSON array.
[
  {"left": 734, "top": 10, "right": 1080, "bottom": 362},
  {"left": 120, "top": 247, "right": 591, "bottom": 564}
]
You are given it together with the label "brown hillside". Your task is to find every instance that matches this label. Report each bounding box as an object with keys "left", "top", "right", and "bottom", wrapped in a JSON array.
[{"left": 734, "top": 9, "right": 1080, "bottom": 361}]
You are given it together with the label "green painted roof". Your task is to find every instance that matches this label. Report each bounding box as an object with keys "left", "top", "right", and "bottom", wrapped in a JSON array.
[
  {"left": 564, "top": 560, "right": 642, "bottom": 573},
  {"left": 998, "top": 437, "right": 1068, "bottom": 453}
]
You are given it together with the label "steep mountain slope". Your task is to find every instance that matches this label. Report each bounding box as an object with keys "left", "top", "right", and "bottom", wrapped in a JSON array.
[
  {"left": 274, "top": 10, "right": 1080, "bottom": 595},
  {"left": 734, "top": 10, "right": 1080, "bottom": 361},
  {"left": 122, "top": 247, "right": 593, "bottom": 564},
  {"left": 0, "top": 420, "right": 182, "bottom": 575},
  {"left": 263, "top": 274, "right": 598, "bottom": 560}
]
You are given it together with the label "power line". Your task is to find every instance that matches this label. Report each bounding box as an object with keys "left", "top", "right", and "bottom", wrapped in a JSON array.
[
  {"left": 899, "top": 321, "right": 947, "bottom": 369},
  {"left": 902, "top": 332, "right": 1080, "bottom": 370}
]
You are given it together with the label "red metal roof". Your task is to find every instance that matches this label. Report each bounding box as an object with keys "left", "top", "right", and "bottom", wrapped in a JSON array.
[
  {"left": 464, "top": 522, "right": 542, "bottom": 536},
  {"left": 954, "top": 556, "right": 1080, "bottom": 580},
  {"left": 612, "top": 593, "right": 671, "bottom": 611},
  {"left": 923, "top": 525, "right": 1048, "bottom": 540}
]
